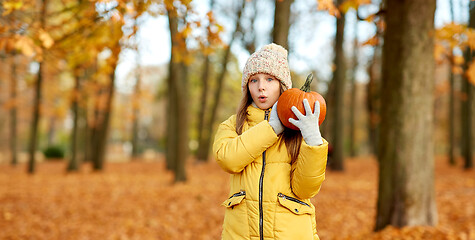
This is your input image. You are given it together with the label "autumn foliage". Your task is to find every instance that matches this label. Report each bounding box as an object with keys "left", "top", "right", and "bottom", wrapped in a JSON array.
[{"left": 0, "top": 157, "right": 474, "bottom": 239}]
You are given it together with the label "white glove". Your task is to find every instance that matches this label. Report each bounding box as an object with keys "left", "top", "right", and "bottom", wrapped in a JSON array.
[
  {"left": 289, "top": 99, "right": 323, "bottom": 146},
  {"left": 268, "top": 102, "right": 284, "bottom": 135}
]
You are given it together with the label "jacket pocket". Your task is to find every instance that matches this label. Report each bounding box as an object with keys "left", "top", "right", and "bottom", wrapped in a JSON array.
[
  {"left": 221, "top": 190, "right": 250, "bottom": 238},
  {"left": 277, "top": 193, "right": 313, "bottom": 215},
  {"left": 222, "top": 190, "right": 246, "bottom": 208}
]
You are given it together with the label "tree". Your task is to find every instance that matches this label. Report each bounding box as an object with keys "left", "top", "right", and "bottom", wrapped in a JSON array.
[
  {"left": 196, "top": 0, "right": 244, "bottom": 163},
  {"left": 329, "top": 0, "right": 346, "bottom": 171},
  {"left": 131, "top": 0, "right": 147, "bottom": 159},
  {"left": 448, "top": 0, "right": 457, "bottom": 166},
  {"left": 64, "top": 0, "right": 99, "bottom": 172},
  {"left": 196, "top": 0, "right": 216, "bottom": 162},
  {"left": 349, "top": 9, "right": 359, "bottom": 157},
  {"left": 272, "top": 0, "right": 294, "bottom": 49},
  {"left": 67, "top": 68, "right": 81, "bottom": 171},
  {"left": 91, "top": 24, "right": 122, "bottom": 171},
  {"left": 28, "top": 0, "right": 49, "bottom": 174},
  {"left": 9, "top": 54, "right": 18, "bottom": 166},
  {"left": 461, "top": 1, "right": 474, "bottom": 170},
  {"left": 364, "top": 4, "right": 385, "bottom": 157},
  {"left": 166, "top": 1, "right": 190, "bottom": 182},
  {"left": 375, "top": 0, "right": 437, "bottom": 230}
]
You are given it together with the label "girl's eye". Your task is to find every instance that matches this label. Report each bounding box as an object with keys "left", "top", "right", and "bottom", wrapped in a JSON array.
[
  {"left": 250, "top": 79, "right": 257, "bottom": 83},
  {"left": 267, "top": 78, "right": 274, "bottom": 82}
]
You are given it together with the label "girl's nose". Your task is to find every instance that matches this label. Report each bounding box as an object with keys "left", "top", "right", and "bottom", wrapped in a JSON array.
[{"left": 258, "top": 80, "right": 265, "bottom": 91}]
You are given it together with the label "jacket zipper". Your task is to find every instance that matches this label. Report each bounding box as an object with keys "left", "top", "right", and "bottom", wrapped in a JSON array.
[
  {"left": 259, "top": 110, "right": 270, "bottom": 240},
  {"left": 229, "top": 190, "right": 246, "bottom": 199},
  {"left": 278, "top": 193, "right": 310, "bottom": 207}
]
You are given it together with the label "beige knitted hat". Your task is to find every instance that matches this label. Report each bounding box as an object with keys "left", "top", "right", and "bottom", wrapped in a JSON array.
[{"left": 242, "top": 43, "right": 292, "bottom": 91}]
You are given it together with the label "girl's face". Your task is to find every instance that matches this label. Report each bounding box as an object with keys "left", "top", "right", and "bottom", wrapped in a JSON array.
[{"left": 248, "top": 73, "right": 281, "bottom": 110}]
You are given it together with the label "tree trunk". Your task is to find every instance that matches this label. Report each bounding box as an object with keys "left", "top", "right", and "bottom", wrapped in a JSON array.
[
  {"left": 447, "top": 0, "right": 457, "bottom": 166},
  {"left": 28, "top": 61, "right": 42, "bottom": 174},
  {"left": 47, "top": 117, "right": 56, "bottom": 146},
  {"left": 67, "top": 71, "right": 80, "bottom": 172},
  {"left": 375, "top": 0, "right": 437, "bottom": 230},
  {"left": 349, "top": 10, "right": 358, "bottom": 158},
  {"left": 167, "top": 7, "right": 188, "bottom": 182},
  {"left": 196, "top": 55, "right": 211, "bottom": 162},
  {"left": 84, "top": 61, "right": 97, "bottom": 163},
  {"left": 448, "top": 56, "right": 456, "bottom": 166},
  {"left": 272, "top": 0, "right": 294, "bottom": 49},
  {"left": 131, "top": 18, "right": 141, "bottom": 159},
  {"left": 366, "top": 46, "right": 382, "bottom": 156},
  {"left": 10, "top": 54, "right": 18, "bottom": 166},
  {"left": 330, "top": 0, "right": 346, "bottom": 171},
  {"left": 92, "top": 44, "right": 119, "bottom": 171},
  {"left": 89, "top": 82, "right": 101, "bottom": 164},
  {"left": 197, "top": 1, "right": 245, "bottom": 164},
  {"left": 460, "top": 1, "right": 474, "bottom": 170},
  {"left": 196, "top": 0, "right": 214, "bottom": 162},
  {"left": 166, "top": 54, "right": 177, "bottom": 171},
  {"left": 28, "top": 0, "right": 47, "bottom": 174},
  {"left": 175, "top": 63, "right": 189, "bottom": 181},
  {"left": 131, "top": 66, "right": 141, "bottom": 159}
]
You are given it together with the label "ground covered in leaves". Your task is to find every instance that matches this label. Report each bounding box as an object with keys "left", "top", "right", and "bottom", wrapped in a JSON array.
[{"left": 0, "top": 156, "right": 474, "bottom": 240}]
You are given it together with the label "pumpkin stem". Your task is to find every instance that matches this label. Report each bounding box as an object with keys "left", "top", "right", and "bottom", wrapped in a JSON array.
[{"left": 300, "top": 73, "right": 313, "bottom": 92}]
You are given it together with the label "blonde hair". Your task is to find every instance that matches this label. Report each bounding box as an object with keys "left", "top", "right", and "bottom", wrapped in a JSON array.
[{"left": 236, "top": 83, "right": 302, "bottom": 164}]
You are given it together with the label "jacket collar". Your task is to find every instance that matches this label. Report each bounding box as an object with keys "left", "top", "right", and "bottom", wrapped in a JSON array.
[{"left": 247, "top": 104, "right": 270, "bottom": 124}]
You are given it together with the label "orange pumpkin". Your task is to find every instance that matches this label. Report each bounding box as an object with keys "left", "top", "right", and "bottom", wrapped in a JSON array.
[{"left": 277, "top": 73, "right": 326, "bottom": 130}]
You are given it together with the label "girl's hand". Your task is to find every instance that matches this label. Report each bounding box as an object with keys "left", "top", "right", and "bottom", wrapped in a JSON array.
[
  {"left": 289, "top": 99, "right": 323, "bottom": 146},
  {"left": 269, "top": 102, "right": 284, "bottom": 135}
]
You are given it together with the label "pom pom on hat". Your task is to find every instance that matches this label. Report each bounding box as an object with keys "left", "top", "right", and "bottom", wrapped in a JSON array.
[{"left": 242, "top": 43, "right": 292, "bottom": 91}]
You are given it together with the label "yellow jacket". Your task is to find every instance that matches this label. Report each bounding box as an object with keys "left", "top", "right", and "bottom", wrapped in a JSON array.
[{"left": 213, "top": 105, "right": 328, "bottom": 240}]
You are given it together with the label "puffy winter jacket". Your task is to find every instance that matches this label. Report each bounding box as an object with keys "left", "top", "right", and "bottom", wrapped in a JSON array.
[{"left": 213, "top": 105, "right": 328, "bottom": 240}]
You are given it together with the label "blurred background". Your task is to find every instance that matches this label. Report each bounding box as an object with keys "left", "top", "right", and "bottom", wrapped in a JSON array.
[{"left": 0, "top": 0, "right": 474, "bottom": 239}]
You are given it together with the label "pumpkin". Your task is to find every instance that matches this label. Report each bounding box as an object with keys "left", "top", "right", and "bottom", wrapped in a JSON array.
[{"left": 277, "top": 73, "right": 326, "bottom": 130}]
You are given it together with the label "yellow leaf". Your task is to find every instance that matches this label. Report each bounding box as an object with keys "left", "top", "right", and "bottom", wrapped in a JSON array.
[
  {"left": 434, "top": 42, "right": 447, "bottom": 63},
  {"left": 3, "top": 211, "right": 12, "bottom": 221},
  {"left": 467, "top": 29, "right": 475, "bottom": 50},
  {"left": 182, "top": 26, "right": 192, "bottom": 38},
  {"left": 340, "top": 0, "right": 356, "bottom": 14},
  {"left": 453, "top": 55, "right": 465, "bottom": 65},
  {"left": 39, "top": 29, "right": 54, "bottom": 49},
  {"left": 15, "top": 36, "right": 35, "bottom": 57},
  {"left": 317, "top": 0, "right": 341, "bottom": 17},
  {"left": 365, "top": 14, "right": 375, "bottom": 23},
  {"left": 362, "top": 35, "right": 379, "bottom": 46},
  {"left": 2, "top": 1, "right": 23, "bottom": 16},
  {"left": 452, "top": 66, "right": 464, "bottom": 75},
  {"left": 357, "top": 0, "right": 371, "bottom": 5},
  {"left": 467, "top": 61, "right": 475, "bottom": 86}
]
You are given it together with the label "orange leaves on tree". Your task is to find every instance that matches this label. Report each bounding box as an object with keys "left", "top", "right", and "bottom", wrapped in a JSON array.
[
  {"left": 317, "top": 0, "right": 340, "bottom": 17},
  {"left": 199, "top": 10, "right": 225, "bottom": 57},
  {"left": 339, "top": 0, "right": 371, "bottom": 14},
  {"left": 435, "top": 23, "right": 468, "bottom": 49},
  {"left": 435, "top": 23, "right": 475, "bottom": 77},
  {"left": 452, "top": 55, "right": 465, "bottom": 74},
  {"left": 2, "top": 0, "right": 23, "bottom": 16},
  {"left": 434, "top": 42, "right": 447, "bottom": 64},
  {"left": 467, "top": 61, "right": 475, "bottom": 86},
  {"left": 14, "top": 35, "right": 38, "bottom": 57},
  {"left": 362, "top": 35, "right": 379, "bottom": 47},
  {"left": 38, "top": 29, "right": 54, "bottom": 49}
]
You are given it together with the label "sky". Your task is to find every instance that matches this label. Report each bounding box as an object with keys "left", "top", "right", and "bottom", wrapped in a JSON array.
[{"left": 114, "top": 0, "right": 470, "bottom": 93}]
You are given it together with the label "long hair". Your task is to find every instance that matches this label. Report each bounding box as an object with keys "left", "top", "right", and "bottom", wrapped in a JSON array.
[{"left": 236, "top": 84, "right": 303, "bottom": 164}]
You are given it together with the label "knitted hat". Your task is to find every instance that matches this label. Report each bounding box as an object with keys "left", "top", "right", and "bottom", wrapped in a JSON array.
[{"left": 242, "top": 43, "right": 292, "bottom": 91}]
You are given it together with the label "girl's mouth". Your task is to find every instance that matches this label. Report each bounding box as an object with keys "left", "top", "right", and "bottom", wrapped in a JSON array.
[{"left": 258, "top": 96, "right": 267, "bottom": 103}]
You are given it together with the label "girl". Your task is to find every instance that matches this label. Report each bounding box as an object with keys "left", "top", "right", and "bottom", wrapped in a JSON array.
[{"left": 213, "top": 43, "right": 328, "bottom": 240}]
